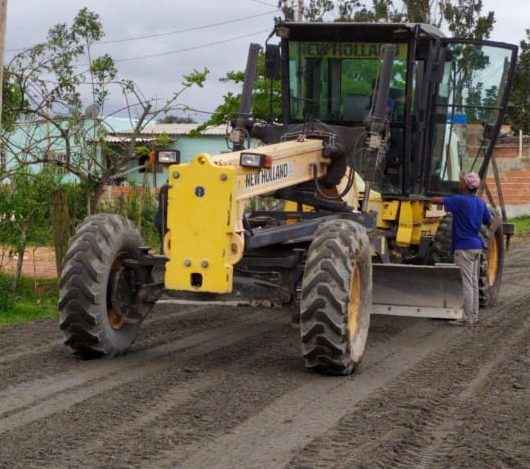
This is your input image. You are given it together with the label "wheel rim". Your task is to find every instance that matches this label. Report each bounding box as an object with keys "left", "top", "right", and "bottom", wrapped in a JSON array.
[
  {"left": 487, "top": 235, "right": 499, "bottom": 287},
  {"left": 107, "top": 256, "right": 128, "bottom": 331},
  {"left": 348, "top": 266, "right": 361, "bottom": 339}
]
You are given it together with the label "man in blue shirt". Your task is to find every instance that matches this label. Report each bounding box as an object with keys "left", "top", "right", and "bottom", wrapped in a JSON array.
[{"left": 431, "top": 172, "right": 491, "bottom": 325}]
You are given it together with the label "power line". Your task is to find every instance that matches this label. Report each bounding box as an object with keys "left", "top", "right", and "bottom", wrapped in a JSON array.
[
  {"left": 248, "top": 0, "right": 279, "bottom": 7},
  {"left": 113, "top": 29, "right": 270, "bottom": 64},
  {"left": 14, "top": 27, "right": 270, "bottom": 80},
  {"left": 6, "top": 10, "right": 277, "bottom": 53},
  {"left": 99, "top": 10, "right": 276, "bottom": 46}
]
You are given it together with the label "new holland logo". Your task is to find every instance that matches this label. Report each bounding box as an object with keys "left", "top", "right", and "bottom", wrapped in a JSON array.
[{"left": 244, "top": 162, "right": 294, "bottom": 189}]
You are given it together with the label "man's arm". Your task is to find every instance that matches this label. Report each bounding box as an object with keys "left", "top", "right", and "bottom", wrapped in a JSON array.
[
  {"left": 430, "top": 196, "right": 454, "bottom": 212},
  {"left": 482, "top": 204, "right": 492, "bottom": 226}
]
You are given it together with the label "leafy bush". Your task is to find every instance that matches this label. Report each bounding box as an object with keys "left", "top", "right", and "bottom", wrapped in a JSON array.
[
  {"left": 0, "top": 275, "right": 13, "bottom": 313},
  {"left": 0, "top": 273, "right": 58, "bottom": 325},
  {"left": 99, "top": 187, "right": 159, "bottom": 248}
]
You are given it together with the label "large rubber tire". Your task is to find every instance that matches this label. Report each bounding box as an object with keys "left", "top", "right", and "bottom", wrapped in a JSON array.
[
  {"left": 431, "top": 214, "right": 453, "bottom": 264},
  {"left": 59, "top": 214, "right": 145, "bottom": 358},
  {"left": 479, "top": 213, "right": 504, "bottom": 307},
  {"left": 300, "top": 219, "right": 372, "bottom": 376}
]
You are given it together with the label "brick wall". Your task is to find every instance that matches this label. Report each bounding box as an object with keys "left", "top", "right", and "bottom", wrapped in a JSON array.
[
  {"left": 483, "top": 134, "right": 530, "bottom": 217},
  {"left": 0, "top": 247, "right": 57, "bottom": 279}
]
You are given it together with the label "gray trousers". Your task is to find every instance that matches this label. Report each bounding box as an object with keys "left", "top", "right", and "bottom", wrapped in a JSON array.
[{"left": 454, "top": 249, "right": 482, "bottom": 322}]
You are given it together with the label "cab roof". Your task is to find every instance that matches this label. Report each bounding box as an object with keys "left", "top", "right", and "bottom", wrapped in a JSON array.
[{"left": 276, "top": 21, "right": 445, "bottom": 43}]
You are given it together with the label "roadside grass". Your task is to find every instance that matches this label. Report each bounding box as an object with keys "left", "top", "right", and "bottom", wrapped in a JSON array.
[
  {"left": 510, "top": 216, "right": 530, "bottom": 237},
  {"left": 0, "top": 273, "right": 58, "bottom": 327}
]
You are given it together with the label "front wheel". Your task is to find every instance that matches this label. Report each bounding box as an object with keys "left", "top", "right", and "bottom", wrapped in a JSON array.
[
  {"left": 59, "top": 214, "right": 153, "bottom": 358},
  {"left": 300, "top": 219, "right": 372, "bottom": 376}
]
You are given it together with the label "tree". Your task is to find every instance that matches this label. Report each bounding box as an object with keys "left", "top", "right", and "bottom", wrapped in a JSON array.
[
  {"left": 198, "top": 52, "right": 281, "bottom": 131},
  {"left": 441, "top": 0, "right": 495, "bottom": 40},
  {"left": 157, "top": 114, "right": 196, "bottom": 124},
  {"left": 276, "top": 0, "right": 493, "bottom": 31},
  {"left": 1, "top": 8, "right": 207, "bottom": 210},
  {"left": 0, "top": 168, "right": 58, "bottom": 290},
  {"left": 508, "top": 30, "right": 530, "bottom": 134},
  {"left": 1, "top": 68, "right": 25, "bottom": 133}
]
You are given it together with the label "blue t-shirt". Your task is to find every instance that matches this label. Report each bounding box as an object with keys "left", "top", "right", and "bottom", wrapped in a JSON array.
[{"left": 442, "top": 194, "right": 491, "bottom": 251}]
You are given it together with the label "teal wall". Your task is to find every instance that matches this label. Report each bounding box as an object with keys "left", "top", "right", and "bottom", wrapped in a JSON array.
[
  {"left": 5, "top": 119, "right": 252, "bottom": 190},
  {"left": 4, "top": 117, "right": 135, "bottom": 182},
  {"left": 178, "top": 136, "right": 229, "bottom": 162},
  {"left": 126, "top": 135, "right": 228, "bottom": 187}
]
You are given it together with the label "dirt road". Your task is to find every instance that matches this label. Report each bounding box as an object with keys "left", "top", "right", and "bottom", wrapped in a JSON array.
[{"left": 1, "top": 243, "right": 530, "bottom": 469}]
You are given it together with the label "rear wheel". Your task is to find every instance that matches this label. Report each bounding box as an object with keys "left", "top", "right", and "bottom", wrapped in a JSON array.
[
  {"left": 431, "top": 214, "right": 453, "bottom": 264},
  {"left": 479, "top": 215, "right": 504, "bottom": 307},
  {"left": 300, "top": 219, "right": 372, "bottom": 376},
  {"left": 59, "top": 214, "right": 152, "bottom": 358}
]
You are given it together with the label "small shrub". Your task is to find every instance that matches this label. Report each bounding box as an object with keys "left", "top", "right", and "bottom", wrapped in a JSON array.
[
  {"left": 99, "top": 187, "right": 159, "bottom": 248},
  {"left": 0, "top": 276, "right": 14, "bottom": 313}
]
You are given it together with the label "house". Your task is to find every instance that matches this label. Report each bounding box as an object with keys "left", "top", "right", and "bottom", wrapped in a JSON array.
[
  {"left": 1, "top": 116, "right": 136, "bottom": 179},
  {"left": 2, "top": 118, "right": 231, "bottom": 190},
  {"left": 105, "top": 123, "right": 231, "bottom": 188}
]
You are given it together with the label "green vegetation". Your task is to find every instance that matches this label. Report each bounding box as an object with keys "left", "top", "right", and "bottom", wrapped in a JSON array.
[
  {"left": 100, "top": 187, "right": 160, "bottom": 249},
  {"left": 510, "top": 216, "right": 530, "bottom": 237},
  {"left": 0, "top": 274, "right": 58, "bottom": 327}
]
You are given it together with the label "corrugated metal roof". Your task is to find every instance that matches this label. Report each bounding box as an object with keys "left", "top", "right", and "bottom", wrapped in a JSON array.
[
  {"left": 103, "top": 135, "right": 157, "bottom": 143},
  {"left": 141, "top": 123, "right": 227, "bottom": 136}
]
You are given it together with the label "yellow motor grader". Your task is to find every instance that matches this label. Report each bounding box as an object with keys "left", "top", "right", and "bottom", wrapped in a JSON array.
[{"left": 59, "top": 22, "right": 517, "bottom": 375}]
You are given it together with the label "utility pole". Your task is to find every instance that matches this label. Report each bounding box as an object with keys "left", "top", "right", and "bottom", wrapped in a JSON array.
[{"left": 0, "top": 0, "right": 8, "bottom": 128}]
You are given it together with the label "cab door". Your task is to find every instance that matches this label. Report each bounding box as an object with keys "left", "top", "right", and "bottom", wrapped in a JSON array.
[{"left": 426, "top": 39, "right": 518, "bottom": 195}]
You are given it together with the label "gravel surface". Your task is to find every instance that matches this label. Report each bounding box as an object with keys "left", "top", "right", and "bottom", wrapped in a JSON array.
[{"left": 1, "top": 242, "right": 529, "bottom": 469}]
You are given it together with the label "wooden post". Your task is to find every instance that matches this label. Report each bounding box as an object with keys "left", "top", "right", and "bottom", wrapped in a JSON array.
[{"left": 0, "top": 0, "right": 8, "bottom": 128}]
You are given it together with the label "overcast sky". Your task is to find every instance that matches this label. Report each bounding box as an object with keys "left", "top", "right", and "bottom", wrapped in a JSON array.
[{"left": 5, "top": 0, "right": 529, "bottom": 122}]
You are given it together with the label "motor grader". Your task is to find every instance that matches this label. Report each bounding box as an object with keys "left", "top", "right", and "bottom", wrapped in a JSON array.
[{"left": 59, "top": 22, "right": 517, "bottom": 375}]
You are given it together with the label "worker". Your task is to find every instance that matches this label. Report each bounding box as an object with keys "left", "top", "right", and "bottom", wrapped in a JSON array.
[{"left": 431, "top": 172, "right": 491, "bottom": 325}]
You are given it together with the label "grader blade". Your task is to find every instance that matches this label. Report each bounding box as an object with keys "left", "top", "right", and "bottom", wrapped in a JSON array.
[{"left": 372, "top": 264, "right": 464, "bottom": 320}]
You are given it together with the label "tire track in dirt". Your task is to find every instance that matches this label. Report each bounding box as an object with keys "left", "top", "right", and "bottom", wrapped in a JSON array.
[
  {"left": 0, "top": 247, "right": 528, "bottom": 469},
  {"left": 426, "top": 333, "right": 530, "bottom": 469},
  {"left": 285, "top": 291, "right": 530, "bottom": 469},
  {"left": 64, "top": 317, "right": 414, "bottom": 469},
  {"left": 0, "top": 313, "right": 414, "bottom": 469},
  {"left": 0, "top": 311, "right": 286, "bottom": 433},
  {"left": 0, "top": 318, "right": 297, "bottom": 469},
  {"left": 0, "top": 304, "right": 257, "bottom": 390},
  {"left": 0, "top": 304, "right": 208, "bottom": 366},
  {"left": 152, "top": 318, "right": 451, "bottom": 469},
  {"left": 44, "top": 330, "right": 299, "bottom": 469}
]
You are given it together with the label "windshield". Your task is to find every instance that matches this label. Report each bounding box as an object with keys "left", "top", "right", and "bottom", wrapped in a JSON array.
[
  {"left": 288, "top": 41, "right": 408, "bottom": 124},
  {"left": 429, "top": 43, "right": 514, "bottom": 194}
]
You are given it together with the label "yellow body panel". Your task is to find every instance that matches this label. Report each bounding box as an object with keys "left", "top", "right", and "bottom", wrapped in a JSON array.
[
  {"left": 411, "top": 201, "right": 424, "bottom": 245},
  {"left": 393, "top": 200, "right": 439, "bottom": 246},
  {"left": 377, "top": 200, "right": 399, "bottom": 229},
  {"left": 396, "top": 201, "right": 414, "bottom": 246},
  {"left": 164, "top": 140, "right": 327, "bottom": 294},
  {"left": 382, "top": 201, "right": 400, "bottom": 221},
  {"left": 165, "top": 154, "right": 241, "bottom": 293}
]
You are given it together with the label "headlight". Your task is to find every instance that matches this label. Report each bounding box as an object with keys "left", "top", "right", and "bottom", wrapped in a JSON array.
[
  {"left": 240, "top": 152, "right": 272, "bottom": 169},
  {"left": 157, "top": 150, "right": 181, "bottom": 165}
]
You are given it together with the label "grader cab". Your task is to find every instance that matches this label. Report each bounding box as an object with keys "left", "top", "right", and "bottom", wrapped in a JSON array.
[{"left": 59, "top": 22, "right": 517, "bottom": 375}]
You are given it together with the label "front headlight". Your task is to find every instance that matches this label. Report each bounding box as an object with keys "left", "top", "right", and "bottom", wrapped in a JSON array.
[{"left": 157, "top": 150, "right": 181, "bottom": 165}]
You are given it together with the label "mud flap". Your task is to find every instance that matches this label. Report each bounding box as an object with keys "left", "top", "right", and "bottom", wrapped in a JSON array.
[{"left": 373, "top": 264, "right": 464, "bottom": 320}]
